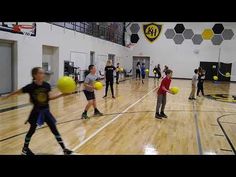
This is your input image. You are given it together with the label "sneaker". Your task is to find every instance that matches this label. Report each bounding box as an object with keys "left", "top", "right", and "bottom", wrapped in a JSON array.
[
  {"left": 188, "top": 97, "right": 193, "bottom": 100},
  {"left": 94, "top": 111, "right": 103, "bottom": 116},
  {"left": 192, "top": 98, "right": 196, "bottom": 100},
  {"left": 116, "top": 82, "right": 119, "bottom": 84},
  {"left": 63, "top": 148, "right": 73, "bottom": 155},
  {"left": 103, "top": 95, "right": 107, "bottom": 98},
  {"left": 160, "top": 112, "right": 168, "bottom": 118},
  {"left": 155, "top": 113, "right": 162, "bottom": 119},
  {"left": 21, "top": 147, "right": 35, "bottom": 155},
  {"left": 112, "top": 96, "right": 115, "bottom": 99},
  {"left": 81, "top": 112, "right": 89, "bottom": 119}
]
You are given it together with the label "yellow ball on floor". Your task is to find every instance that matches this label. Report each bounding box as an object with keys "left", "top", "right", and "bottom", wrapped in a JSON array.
[
  {"left": 94, "top": 81, "right": 103, "bottom": 90},
  {"left": 57, "top": 76, "right": 76, "bottom": 93},
  {"left": 213, "top": 76, "right": 218, "bottom": 81},
  {"left": 170, "top": 87, "right": 180, "bottom": 95}
]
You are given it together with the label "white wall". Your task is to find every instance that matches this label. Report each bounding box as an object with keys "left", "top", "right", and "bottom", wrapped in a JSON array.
[
  {"left": 125, "top": 22, "right": 236, "bottom": 81},
  {"left": 0, "top": 22, "right": 130, "bottom": 89}
]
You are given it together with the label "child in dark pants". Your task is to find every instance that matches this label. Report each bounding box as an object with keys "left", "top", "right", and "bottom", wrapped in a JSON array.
[
  {"left": 197, "top": 68, "right": 205, "bottom": 97},
  {"left": 82, "top": 65, "right": 103, "bottom": 119},
  {"left": 4, "top": 67, "right": 73, "bottom": 155},
  {"left": 155, "top": 69, "right": 174, "bottom": 119},
  {"left": 141, "top": 63, "right": 146, "bottom": 84}
]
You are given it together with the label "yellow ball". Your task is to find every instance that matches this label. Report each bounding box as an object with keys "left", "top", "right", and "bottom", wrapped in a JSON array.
[
  {"left": 57, "top": 76, "right": 76, "bottom": 93},
  {"left": 225, "top": 72, "right": 231, "bottom": 77},
  {"left": 119, "top": 67, "right": 124, "bottom": 72},
  {"left": 145, "top": 69, "right": 149, "bottom": 73},
  {"left": 170, "top": 87, "right": 180, "bottom": 95},
  {"left": 213, "top": 76, "right": 218, "bottom": 81},
  {"left": 94, "top": 81, "right": 103, "bottom": 90},
  {"left": 153, "top": 70, "right": 157, "bottom": 74}
]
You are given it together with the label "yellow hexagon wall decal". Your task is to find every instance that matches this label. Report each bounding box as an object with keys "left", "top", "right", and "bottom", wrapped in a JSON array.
[{"left": 202, "top": 29, "right": 214, "bottom": 40}]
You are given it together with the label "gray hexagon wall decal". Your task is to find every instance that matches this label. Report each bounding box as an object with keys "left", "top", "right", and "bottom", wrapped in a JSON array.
[
  {"left": 165, "top": 29, "right": 175, "bottom": 39},
  {"left": 192, "top": 34, "right": 203, "bottom": 45},
  {"left": 211, "top": 35, "right": 223, "bottom": 45},
  {"left": 222, "top": 29, "right": 234, "bottom": 40},
  {"left": 130, "top": 23, "right": 140, "bottom": 34},
  {"left": 183, "top": 29, "right": 194, "bottom": 39},
  {"left": 173, "top": 34, "right": 184, "bottom": 44}
]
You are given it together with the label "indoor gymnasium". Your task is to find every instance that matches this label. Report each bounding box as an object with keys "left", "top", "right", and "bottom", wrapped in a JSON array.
[{"left": 0, "top": 22, "right": 236, "bottom": 155}]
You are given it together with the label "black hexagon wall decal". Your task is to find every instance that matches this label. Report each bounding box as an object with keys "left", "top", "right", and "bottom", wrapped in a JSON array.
[
  {"left": 192, "top": 34, "right": 203, "bottom": 45},
  {"left": 222, "top": 29, "right": 234, "bottom": 40},
  {"left": 130, "top": 23, "right": 140, "bottom": 34},
  {"left": 212, "top": 24, "right": 224, "bottom": 34},
  {"left": 165, "top": 29, "right": 175, "bottom": 39},
  {"left": 173, "top": 34, "right": 184, "bottom": 44},
  {"left": 211, "top": 34, "right": 223, "bottom": 45},
  {"left": 183, "top": 29, "right": 194, "bottom": 39},
  {"left": 130, "top": 34, "right": 140, "bottom": 43},
  {"left": 174, "top": 24, "right": 185, "bottom": 34}
]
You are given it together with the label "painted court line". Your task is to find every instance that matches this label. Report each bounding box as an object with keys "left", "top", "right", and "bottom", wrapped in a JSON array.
[
  {"left": 72, "top": 87, "right": 157, "bottom": 152},
  {"left": 192, "top": 102, "right": 203, "bottom": 155}
]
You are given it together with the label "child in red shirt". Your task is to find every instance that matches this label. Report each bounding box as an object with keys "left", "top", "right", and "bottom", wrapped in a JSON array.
[{"left": 155, "top": 69, "right": 174, "bottom": 119}]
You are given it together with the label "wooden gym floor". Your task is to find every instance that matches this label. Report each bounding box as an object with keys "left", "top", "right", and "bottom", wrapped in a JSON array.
[{"left": 0, "top": 78, "right": 236, "bottom": 155}]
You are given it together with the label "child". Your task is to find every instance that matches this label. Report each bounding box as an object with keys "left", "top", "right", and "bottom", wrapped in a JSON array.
[
  {"left": 82, "top": 64, "right": 103, "bottom": 119},
  {"left": 136, "top": 62, "right": 141, "bottom": 80},
  {"left": 189, "top": 69, "right": 198, "bottom": 100},
  {"left": 4, "top": 67, "right": 73, "bottom": 155},
  {"left": 155, "top": 69, "right": 174, "bottom": 119},
  {"left": 141, "top": 63, "right": 146, "bottom": 84},
  {"left": 116, "top": 63, "right": 120, "bottom": 84},
  {"left": 197, "top": 67, "right": 205, "bottom": 97},
  {"left": 104, "top": 60, "right": 116, "bottom": 98}
]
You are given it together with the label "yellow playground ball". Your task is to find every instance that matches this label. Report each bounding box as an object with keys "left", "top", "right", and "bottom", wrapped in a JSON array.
[
  {"left": 145, "top": 69, "right": 149, "bottom": 73},
  {"left": 225, "top": 72, "right": 231, "bottom": 77},
  {"left": 153, "top": 70, "right": 157, "bottom": 74},
  {"left": 57, "top": 76, "right": 76, "bottom": 93},
  {"left": 170, "top": 87, "right": 180, "bottom": 95},
  {"left": 213, "top": 76, "right": 218, "bottom": 81},
  {"left": 94, "top": 81, "right": 103, "bottom": 90},
  {"left": 119, "top": 67, "right": 124, "bottom": 72}
]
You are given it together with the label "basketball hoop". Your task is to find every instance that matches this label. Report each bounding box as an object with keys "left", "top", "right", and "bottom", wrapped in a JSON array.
[{"left": 12, "top": 24, "right": 36, "bottom": 37}]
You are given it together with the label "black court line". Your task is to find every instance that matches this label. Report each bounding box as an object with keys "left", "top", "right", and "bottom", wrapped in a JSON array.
[
  {"left": 211, "top": 124, "right": 219, "bottom": 127},
  {"left": 220, "top": 121, "right": 236, "bottom": 125},
  {"left": 0, "top": 92, "right": 80, "bottom": 114},
  {"left": 0, "top": 103, "right": 31, "bottom": 113},
  {"left": 192, "top": 102, "right": 203, "bottom": 155},
  {"left": 214, "top": 134, "right": 224, "bottom": 137},
  {"left": 220, "top": 148, "right": 233, "bottom": 152},
  {"left": 217, "top": 114, "right": 236, "bottom": 155}
]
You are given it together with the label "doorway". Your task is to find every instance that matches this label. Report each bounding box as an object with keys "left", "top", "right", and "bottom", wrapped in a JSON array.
[
  {"left": 108, "top": 54, "right": 115, "bottom": 65},
  {"left": 132, "top": 56, "right": 150, "bottom": 78},
  {"left": 0, "top": 40, "right": 17, "bottom": 94},
  {"left": 42, "top": 45, "right": 59, "bottom": 86}
]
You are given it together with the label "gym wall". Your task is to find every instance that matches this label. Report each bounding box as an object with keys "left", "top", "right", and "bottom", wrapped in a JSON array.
[
  {"left": 0, "top": 22, "right": 130, "bottom": 89},
  {"left": 125, "top": 22, "right": 236, "bottom": 81}
]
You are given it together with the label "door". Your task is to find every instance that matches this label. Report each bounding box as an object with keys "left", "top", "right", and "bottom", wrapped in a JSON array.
[
  {"left": 0, "top": 42, "right": 12, "bottom": 94},
  {"left": 108, "top": 54, "right": 115, "bottom": 65},
  {"left": 132, "top": 56, "right": 150, "bottom": 78}
]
